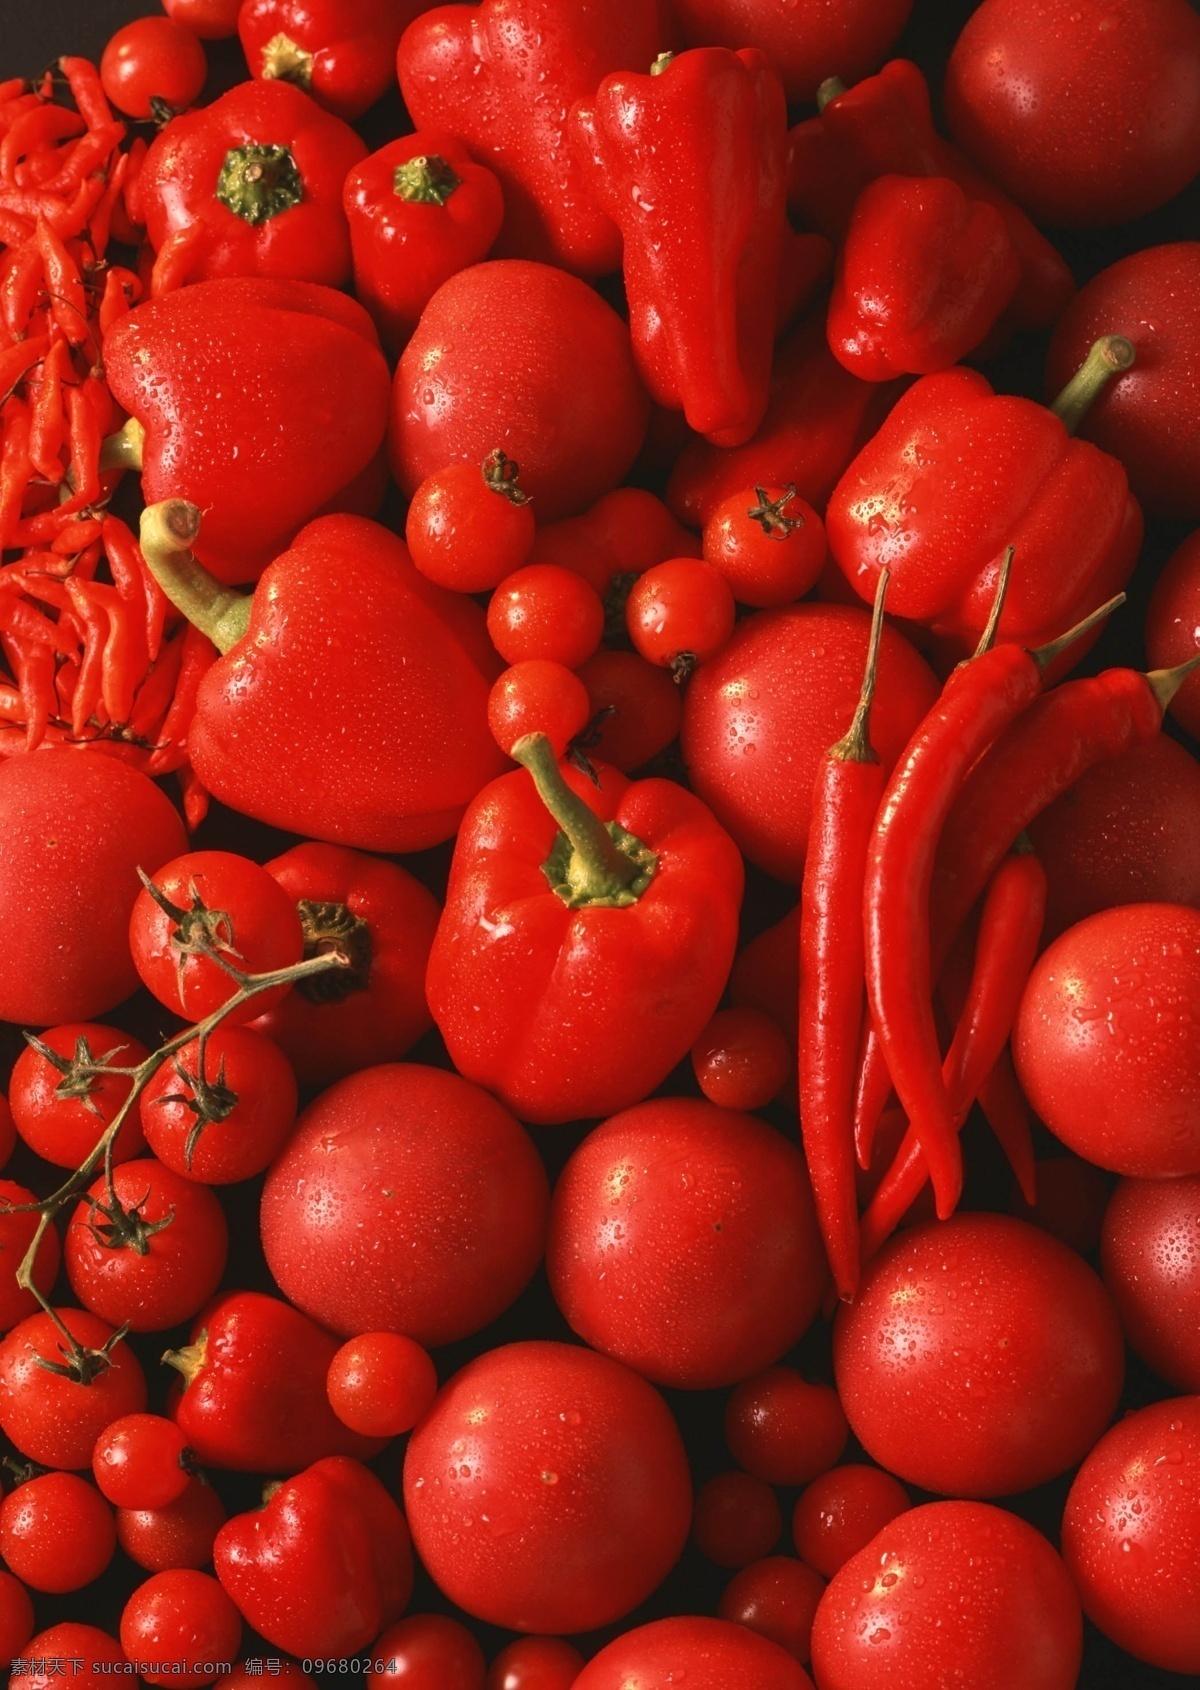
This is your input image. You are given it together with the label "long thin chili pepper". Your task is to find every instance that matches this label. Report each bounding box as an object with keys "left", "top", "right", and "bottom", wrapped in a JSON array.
[
  {"left": 39, "top": 122, "right": 125, "bottom": 200},
  {"left": 35, "top": 217, "right": 87, "bottom": 347},
  {"left": 51, "top": 515, "right": 105, "bottom": 556},
  {"left": 64, "top": 579, "right": 108, "bottom": 734},
  {"left": 85, "top": 579, "right": 146, "bottom": 725},
  {"left": 180, "top": 763, "right": 211, "bottom": 831},
  {"left": 0, "top": 581, "right": 78, "bottom": 656},
  {"left": 27, "top": 334, "right": 68, "bottom": 484},
  {"left": 58, "top": 58, "right": 114, "bottom": 132},
  {"left": 977, "top": 1048, "right": 1037, "bottom": 1205},
  {"left": 0, "top": 207, "right": 33, "bottom": 245},
  {"left": 0, "top": 79, "right": 31, "bottom": 108},
  {"left": 104, "top": 513, "right": 168, "bottom": 661},
  {"left": 0, "top": 333, "right": 49, "bottom": 401},
  {"left": 4, "top": 632, "right": 56, "bottom": 750},
  {"left": 0, "top": 677, "right": 25, "bottom": 720},
  {"left": 799, "top": 568, "right": 890, "bottom": 1303},
  {"left": 0, "top": 106, "right": 84, "bottom": 184},
  {"left": 1, "top": 241, "right": 44, "bottom": 341},
  {"left": 82, "top": 148, "right": 129, "bottom": 260},
  {"left": 148, "top": 624, "right": 217, "bottom": 774},
  {"left": 126, "top": 628, "right": 185, "bottom": 740},
  {"left": 64, "top": 380, "right": 101, "bottom": 507},
  {"left": 0, "top": 396, "right": 33, "bottom": 550},
  {"left": 44, "top": 173, "right": 107, "bottom": 241}
]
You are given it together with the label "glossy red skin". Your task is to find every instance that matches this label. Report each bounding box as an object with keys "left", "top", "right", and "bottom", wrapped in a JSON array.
[
  {"left": 368, "top": 1615, "right": 485, "bottom": 1687},
  {"left": 397, "top": 1, "right": 662, "bottom": 276},
  {"left": 215, "top": 1457, "right": 413, "bottom": 1660},
  {"left": 164, "top": 0, "right": 240, "bottom": 36},
  {"left": 94, "top": 1413, "right": 191, "bottom": 1509},
  {"left": 693, "top": 1471, "right": 782, "bottom": 1569},
  {"left": 345, "top": 133, "right": 504, "bottom": 352},
  {"left": 117, "top": 1477, "right": 227, "bottom": 1573},
  {"left": 407, "top": 461, "right": 536, "bottom": 594},
  {"left": 728, "top": 908, "right": 798, "bottom": 1044},
  {"left": 811, "top": 1500, "right": 1082, "bottom": 1690},
  {"left": 1064, "top": 1397, "right": 1200, "bottom": 1672},
  {"left": 104, "top": 279, "right": 390, "bottom": 586},
  {"left": 65, "top": 1159, "right": 228, "bottom": 1333},
  {"left": 531, "top": 486, "right": 701, "bottom": 599},
  {"left": 1101, "top": 1175, "right": 1200, "bottom": 1390},
  {"left": 261, "top": 1063, "right": 548, "bottom": 1344},
  {"left": 573, "top": 1617, "right": 813, "bottom": 1690},
  {"left": 121, "top": 1569, "right": 242, "bottom": 1686},
  {"left": 0, "top": 1472, "right": 115, "bottom": 1593},
  {"left": 671, "top": 0, "right": 909, "bottom": 103},
  {"left": 0, "top": 1095, "right": 14, "bottom": 1172},
  {"left": 575, "top": 649, "right": 683, "bottom": 773},
  {"left": 404, "top": 1341, "right": 692, "bottom": 1633},
  {"left": 427, "top": 760, "right": 743, "bottom": 1124},
  {"left": 100, "top": 17, "right": 207, "bottom": 118},
  {"left": 168, "top": 1290, "right": 383, "bottom": 1473},
  {"left": 141, "top": 1025, "right": 298, "bottom": 1184},
  {"left": 1146, "top": 529, "right": 1200, "bottom": 737},
  {"left": 11, "top": 1022, "right": 149, "bottom": 1169},
  {"left": 718, "top": 1557, "right": 824, "bottom": 1664},
  {"left": 488, "top": 565, "right": 604, "bottom": 669},
  {"left": 0, "top": 1308, "right": 146, "bottom": 1470},
  {"left": 724, "top": 1368, "right": 847, "bottom": 1488},
  {"left": 945, "top": 0, "right": 1200, "bottom": 229},
  {"left": 1016, "top": 903, "right": 1200, "bottom": 1177},
  {"left": 326, "top": 1332, "right": 438, "bottom": 1438},
  {"left": 703, "top": 487, "right": 826, "bottom": 611},
  {"left": 0, "top": 1570, "right": 34, "bottom": 1663},
  {"left": 834, "top": 1213, "right": 1123, "bottom": 1497},
  {"left": 0, "top": 750, "right": 186, "bottom": 1025},
  {"left": 826, "top": 367, "right": 1141, "bottom": 655},
  {"left": 17, "top": 1625, "right": 129, "bottom": 1690},
  {"left": 240, "top": 0, "right": 425, "bottom": 120},
  {"left": 682, "top": 602, "right": 938, "bottom": 883},
  {"left": 626, "top": 558, "right": 737, "bottom": 669},
  {"left": 791, "top": 1465, "right": 910, "bottom": 1579},
  {"left": 1027, "top": 733, "right": 1200, "bottom": 940},
  {"left": 0, "top": 1179, "right": 60, "bottom": 1333},
  {"left": 691, "top": 1007, "right": 791, "bottom": 1110},
  {"left": 389, "top": 261, "right": 648, "bottom": 522},
  {"left": 486, "top": 1637, "right": 584, "bottom": 1690},
  {"left": 1010, "top": 1155, "right": 1112, "bottom": 1256},
  {"left": 548, "top": 1099, "right": 823, "bottom": 1390},
  {"left": 189, "top": 515, "right": 505, "bottom": 848},
  {"left": 488, "top": 661, "right": 591, "bottom": 758}
]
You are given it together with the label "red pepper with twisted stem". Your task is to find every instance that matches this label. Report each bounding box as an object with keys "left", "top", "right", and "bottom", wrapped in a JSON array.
[
  {"left": 573, "top": 48, "right": 787, "bottom": 446},
  {"left": 239, "top": 0, "right": 427, "bottom": 121}
]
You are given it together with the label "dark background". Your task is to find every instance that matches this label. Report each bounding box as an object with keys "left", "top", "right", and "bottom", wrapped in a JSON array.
[{"left": 2, "top": 2, "right": 1198, "bottom": 1686}]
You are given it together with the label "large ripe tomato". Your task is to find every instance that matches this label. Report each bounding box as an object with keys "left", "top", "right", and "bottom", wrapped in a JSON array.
[
  {"left": 547, "top": 1098, "right": 824, "bottom": 1390},
  {"left": 810, "top": 1500, "right": 1082, "bottom": 1690},
  {"left": 1101, "top": 1174, "right": 1200, "bottom": 1391},
  {"left": 1014, "top": 902, "right": 1200, "bottom": 1177},
  {"left": 260, "top": 1064, "right": 548, "bottom": 1345},
  {"left": 670, "top": 0, "right": 911, "bottom": 103},
  {"left": 1062, "top": 1396, "right": 1200, "bottom": 1674},
  {"left": 10, "top": 1023, "right": 149, "bottom": 1169},
  {"left": 403, "top": 1341, "right": 691, "bottom": 1633},
  {"left": 833, "top": 1213, "right": 1124, "bottom": 1497},
  {"left": 681, "top": 603, "right": 938, "bottom": 882},
  {"left": 0, "top": 1308, "right": 147, "bottom": 1470},
  {"left": 0, "top": 750, "right": 187, "bottom": 1026},
  {"left": 571, "top": 1616, "right": 813, "bottom": 1690},
  {"left": 17, "top": 1625, "right": 129, "bottom": 1690}
]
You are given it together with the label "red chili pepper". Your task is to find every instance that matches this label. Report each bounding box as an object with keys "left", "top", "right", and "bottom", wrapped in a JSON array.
[
  {"left": 1, "top": 241, "right": 45, "bottom": 341},
  {"left": 97, "top": 265, "right": 140, "bottom": 337},
  {"left": 239, "top": 0, "right": 426, "bottom": 122},
  {"left": 126, "top": 626, "right": 186, "bottom": 743},
  {"left": 0, "top": 396, "right": 33, "bottom": 550},
  {"left": 34, "top": 216, "right": 88, "bottom": 347},
  {"left": 0, "top": 334, "right": 50, "bottom": 402},
  {"left": 103, "top": 514, "right": 169, "bottom": 662},
  {"left": 0, "top": 206, "right": 33, "bottom": 244},
  {"left": 64, "top": 380, "right": 101, "bottom": 508},
  {"left": 799, "top": 570, "right": 889, "bottom": 1303},
  {"left": 574, "top": 48, "right": 788, "bottom": 447},
  {"left": 75, "top": 146, "right": 129, "bottom": 260},
  {"left": 58, "top": 57, "right": 114, "bottom": 132},
  {"left": 143, "top": 624, "right": 215, "bottom": 775},
  {"left": 976, "top": 1047, "right": 1037, "bottom": 1206},
  {"left": 81, "top": 579, "right": 147, "bottom": 726},
  {"left": 43, "top": 172, "right": 108, "bottom": 242},
  {"left": 50, "top": 516, "right": 105, "bottom": 556},
  {"left": 0, "top": 79, "right": 30, "bottom": 108},
  {"left": 26, "top": 334, "right": 68, "bottom": 485},
  {"left": 0, "top": 677, "right": 25, "bottom": 721},
  {"left": 179, "top": 763, "right": 211, "bottom": 831},
  {"left": 0, "top": 106, "right": 85, "bottom": 185},
  {"left": 64, "top": 578, "right": 108, "bottom": 735},
  {"left": 36, "top": 122, "right": 125, "bottom": 200}
]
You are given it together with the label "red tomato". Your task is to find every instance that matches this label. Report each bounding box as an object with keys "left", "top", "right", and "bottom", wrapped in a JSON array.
[
  {"left": 94, "top": 1414, "right": 191, "bottom": 1510},
  {"left": 16, "top": 1625, "right": 129, "bottom": 1690},
  {"left": 390, "top": 260, "right": 648, "bottom": 523},
  {"left": 574, "top": 648, "right": 683, "bottom": 773},
  {"left": 811, "top": 1500, "right": 1082, "bottom": 1690},
  {"left": 100, "top": 16, "right": 207, "bottom": 118},
  {"left": 833, "top": 1213, "right": 1124, "bottom": 1497},
  {"left": 682, "top": 603, "right": 938, "bottom": 882},
  {"left": 162, "top": 0, "right": 240, "bottom": 39},
  {"left": 0, "top": 1308, "right": 146, "bottom": 1470},
  {"left": 140, "top": 1026, "right": 298, "bottom": 1185},
  {"left": 572, "top": 1616, "right": 813, "bottom": 1690},
  {"left": 10, "top": 1022, "right": 149, "bottom": 1170},
  {"left": 407, "top": 457, "right": 536, "bottom": 593},
  {"left": 1101, "top": 1174, "right": 1200, "bottom": 1391},
  {"left": 367, "top": 1615, "right": 485, "bottom": 1687},
  {"left": 0, "top": 1570, "right": 34, "bottom": 1664},
  {"left": 1146, "top": 528, "right": 1200, "bottom": 739},
  {"left": 1062, "top": 1396, "right": 1200, "bottom": 1674},
  {"left": 626, "top": 558, "right": 736, "bottom": 673},
  {"left": 691, "top": 1007, "right": 792, "bottom": 1110},
  {"left": 486, "top": 1637, "right": 584, "bottom": 1690},
  {"left": 261, "top": 1064, "right": 548, "bottom": 1346},
  {"left": 945, "top": 0, "right": 1200, "bottom": 227},
  {"left": 693, "top": 1471, "right": 783, "bottom": 1569},
  {"left": 488, "top": 660, "right": 592, "bottom": 758},
  {"left": 117, "top": 1478, "right": 227, "bottom": 1573},
  {"left": 1009, "top": 1155, "right": 1113, "bottom": 1255},
  {"left": 130, "top": 850, "right": 304, "bottom": 1024},
  {"left": 718, "top": 1556, "right": 824, "bottom": 1664},
  {"left": 120, "top": 1569, "right": 242, "bottom": 1687},
  {"left": 403, "top": 1341, "right": 691, "bottom": 1633},
  {"left": 1015, "top": 903, "right": 1200, "bottom": 1177},
  {"left": 547, "top": 1098, "right": 824, "bottom": 1390},
  {"left": 326, "top": 1332, "right": 438, "bottom": 1438},
  {"left": 0, "top": 1472, "right": 115, "bottom": 1594},
  {"left": 0, "top": 750, "right": 187, "bottom": 1026},
  {"left": 0, "top": 1094, "right": 14, "bottom": 1172},
  {"left": 487, "top": 565, "right": 605, "bottom": 668},
  {"left": 669, "top": 0, "right": 911, "bottom": 103},
  {"left": 531, "top": 486, "right": 701, "bottom": 598},
  {"left": 724, "top": 1369, "right": 848, "bottom": 1488},
  {"left": 791, "top": 1465, "right": 910, "bottom": 1579},
  {"left": 703, "top": 486, "right": 827, "bottom": 609},
  {"left": 0, "top": 1179, "right": 61, "bottom": 1334}
]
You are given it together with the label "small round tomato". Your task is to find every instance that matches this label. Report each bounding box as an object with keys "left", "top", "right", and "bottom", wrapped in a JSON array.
[
  {"left": 725, "top": 1369, "right": 848, "bottom": 1489},
  {"left": 140, "top": 1026, "right": 298, "bottom": 1184},
  {"left": 575, "top": 647, "right": 683, "bottom": 772},
  {"left": 1146, "top": 528, "right": 1200, "bottom": 739},
  {"left": 17, "top": 1625, "right": 129, "bottom": 1690},
  {"left": 719, "top": 1557, "right": 824, "bottom": 1664},
  {"left": 488, "top": 660, "right": 591, "bottom": 758},
  {"left": 162, "top": 0, "right": 240, "bottom": 39},
  {"left": 1101, "top": 1173, "right": 1200, "bottom": 1391},
  {"left": 0, "top": 1180, "right": 61, "bottom": 1334},
  {"left": 94, "top": 1414, "right": 192, "bottom": 1510},
  {"left": 121, "top": 1570, "right": 242, "bottom": 1687},
  {"left": 0, "top": 1472, "right": 116, "bottom": 1594},
  {"left": 691, "top": 1007, "right": 792, "bottom": 1110},
  {"left": 10, "top": 1022, "right": 149, "bottom": 1170},
  {"left": 486, "top": 1637, "right": 584, "bottom": 1690},
  {"left": 101, "top": 16, "right": 208, "bottom": 118},
  {"left": 487, "top": 564, "right": 605, "bottom": 671},
  {"left": 704, "top": 486, "right": 826, "bottom": 609},
  {"left": 694, "top": 1471, "right": 783, "bottom": 1570},
  {"left": 326, "top": 1332, "right": 438, "bottom": 1438},
  {"left": 1009, "top": 1154, "right": 1112, "bottom": 1256},
  {"left": 117, "top": 1477, "right": 227, "bottom": 1573},
  {"left": 367, "top": 1615, "right": 485, "bottom": 1687},
  {"left": 573, "top": 1617, "right": 813, "bottom": 1690},
  {"left": 532, "top": 486, "right": 701, "bottom": 598},
  {"left": 791, "top": 1465, "right": 910, "bottom": 1579},
  {"left": 626, "top": 557, "right": 736, "bottom": 674},
  {"left": 406, "top": 453, "right": 536, "bottom": 593},
  {"left": 0, "top": 1570, "right": 34, "bottom": 1663},
  {"left": 0, "top": 1307, "right": 146, "bottom": 1470},
  {"left": 65, "top": 1159, "right": 228, "bottom": 1333}
]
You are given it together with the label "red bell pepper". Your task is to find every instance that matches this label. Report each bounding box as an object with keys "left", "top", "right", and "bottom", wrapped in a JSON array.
[
  {"left": 103, "top": 276, "right": 391, "bottom": 585},
  {"left": 238, "top": 0, "right": 426, "bottom": 121},
  {"left": 214, "top": 1456, "right": 413, "bottom": 1660},
  {"left": 132, "top": 79, "right": 366, "bottom": 293},
  {"left": 788, "top": 60, "right": 1073, "bottom": 337},
  {"left": 343, "top": 133, "right": 504, "bottom": 353},
  {"left": 396, "top": 0, "right": 663, "bottom": 277},
  {"left": 826, "top": 174, "right": 1020, "bottom": 381},
  {"left": 573, "top": 47, "right": 788, "bottom": 447},
  {"left": 426, "top": 733, "right": 744, "bottom": 1125}
]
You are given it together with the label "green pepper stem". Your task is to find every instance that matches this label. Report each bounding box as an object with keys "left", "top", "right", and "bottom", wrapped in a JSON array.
[
  {"left": 259, "top": 31, "right": 314, "bottom": 89},
  {"left": 138, "top": 500, "right": 251, "bottom": 654},
  {"left": 98, "top": 416, "right": 144, "bottom": 473},
  {"left": 511, "top": 732, "right": 639, "bottom": 899},
  {"left": 1050, "top": 334, "right": 1135, "bottom": 435},
  {"left": 393, "top": 155, "right": 462, "bottom": 205},
  {"left": 1030, "top": 592, "right": 1126, "bottom": 672},
  {"left": 816, "top": 76, "right": 847, "bottom": 112},
  {"left": 1147, "top": 652, "right": 1200, "bottom": 710},
  {"left": 830, "top": 567, "right": 888, "bottom": 764},
  {"left": 974, "top": 546, "right": 1015, "bottom": 658}
]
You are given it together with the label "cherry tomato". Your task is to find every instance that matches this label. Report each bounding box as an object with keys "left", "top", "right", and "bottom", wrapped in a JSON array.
[
  {"left": 162, "top": 0, "right": 241, "bottom": 40},
  {"left": 1101, "top": 1173, "right": 1200, "bottom": 1390},
  {"left": 403, "top": 1340, "right": 692, "bottom": 1633},
  {"left": 486, "top": 1637, "right": 584, "bottom": 1690},
  {"left": 487, "top": 564, "right": 604, "bottom": 668},
  {"left": 488, "top": 660, "right": 592, "bottom": 758},
  {"left": 117, "top": 1477, "right": 227, "bottom": 1573},
  {"left": 0, "top": 1472, "right": 115, "bottom": 1594},
  {"left": 16, "top": 1625, "right": 129, "bottom": 1690},
  {"left": 101, "top": 16, "right": 207, "bottom": 118},
  {"left": 532, "top": 486, "right": 701, "bottom": 599},
  {"left": 693, "top": 1471, "right": 783, "bottom": 1570},
  {"left": 724, "top": 1368, "right": 848, "bottom": 1489},
  {"left": 140, "top": 1026, "right": 298, "bottom": 1185},
  {"left": 703, "top": 486, "right": 826, "bottom": 610},
  {"left": 573, "top": 1616, "right": 813, "bottom": 1690},
  {"left": 811, "top": 1500, "right": 1082, "bottom": 1690},
  {"left": 1009, "top": 1154, "right": 1112, "bottom": 1256},
  {"left": 791, "top": 1465, "right": 910, "bottom": 1579},
  {"left": 1015, "top": 902, "right": 1200, "bottom": 1177},
  {"left": 834, "top": 1213, "right": 1124, "bottom": 1497},
  {"left": 406, "top": 455, "right": 536, "bottom": 593},
  {"left": 326, "top": 1332, "right": 438, "bottom": 1438},
  {"left": 10, "top": 1022, "right": 149, "bottom": 1170},
  {"left": 670, "top": 0, "right": 912, "bottom": 103},
  {"left": 574, "top": 648, "right": 683, "bottom": 772},
  {"left": 367, "top": 1615, "right": 485, "bottom": 1687},
  {"left": 691, "top": 1007, "right": 792, "bottom": 1110},
  {"left": 1063, "top": 1396, "right": 1200, "bottom": 1673},
  {"left": 0, "top": 1570, "right": 34, "bottom": 1664},
  {"left": 94, "top": 1413, "right": 192, "bottom": 1510},
  {"left": 548, "top": 1098, "right": 824, "bottom": 1391},
  {"left": 718, "top": 1556, "right": 824, "bottom": 1664},
  {"left": 0, "top": 1179, "right": 61, "bottom": 1334},
  {"left": 626, "top": 557, "right": 736, "bottom": 674},
  {"left": 1146, "top": 527, "right": 1200, "bottom": 739},
  {"left": 0, "top": 1307, "right": 146, "bottom": 1470},
  {"left": 120, "top": 1569, "right": 242, "bottom": 1687},
  {"left": 65, "top": 1159, "right": 228, "bottom": 1334}
]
